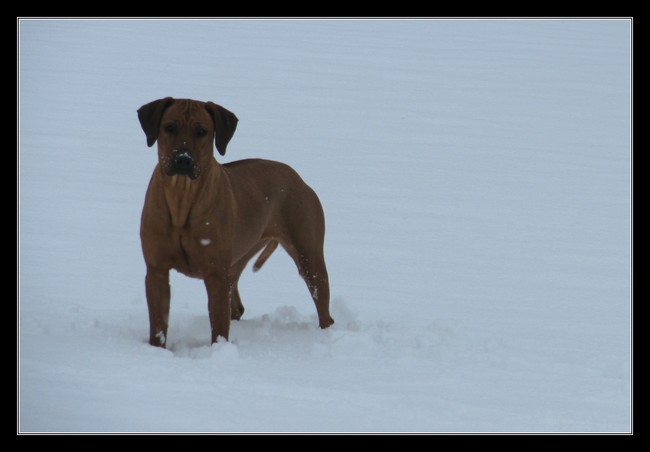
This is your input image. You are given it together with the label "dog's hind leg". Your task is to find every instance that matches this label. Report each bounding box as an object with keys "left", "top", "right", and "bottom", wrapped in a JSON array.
[
  {"left": 282, "top": 240, "right": 334, "bottom": 329},
  {"left": 229, "top": 260, "right": 247, "bottom": 321},
  {"left": 301, "top": 253, "right": 334, "bottom": 329},
  {"left": 229, "top": 240, "right": 273, "bottom": 320}
]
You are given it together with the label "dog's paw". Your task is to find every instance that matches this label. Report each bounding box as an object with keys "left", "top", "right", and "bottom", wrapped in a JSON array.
[
  {"left": 231, "top": 304, "right": 245, "bottom": 321},
  {"left": 319, "top": 316, "right": 335, "bottom": 329}
]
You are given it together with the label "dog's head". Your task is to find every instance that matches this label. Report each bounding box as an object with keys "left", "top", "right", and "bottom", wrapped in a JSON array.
[{"left": 137, "top": 97, "right": 238, "bottom": 179}]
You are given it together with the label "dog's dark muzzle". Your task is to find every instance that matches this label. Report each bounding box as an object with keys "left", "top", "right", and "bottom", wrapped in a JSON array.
[{"left": 166, "top": 150, "right": 200, "bottom": 179}]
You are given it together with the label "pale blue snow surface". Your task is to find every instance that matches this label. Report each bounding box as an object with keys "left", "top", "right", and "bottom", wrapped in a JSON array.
[{"left": 18, "top": 19, "right": 631, "bottom": 433}]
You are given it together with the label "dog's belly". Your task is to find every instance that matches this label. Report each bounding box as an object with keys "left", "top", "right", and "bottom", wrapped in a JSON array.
[
  {"left": 170, "top": 230, "right": 267, "bottom": 279},
  {"left": 169, "top": 236, "right": 202, "bottom": 279}
]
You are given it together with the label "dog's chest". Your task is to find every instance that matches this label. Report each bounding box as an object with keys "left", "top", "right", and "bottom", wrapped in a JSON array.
[
  {"left": 170, "top": 220, "right": 222, "bottom": 278},
  {"left": 163, "top": 175, "right": 197, "bottom": 230}
]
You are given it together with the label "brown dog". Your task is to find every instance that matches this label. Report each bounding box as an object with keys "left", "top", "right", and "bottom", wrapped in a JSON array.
[{"left": 137, "top": 97, "right": 334, "bottom": 347}]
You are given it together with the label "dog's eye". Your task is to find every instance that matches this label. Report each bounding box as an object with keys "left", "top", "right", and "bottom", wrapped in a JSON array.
[
  {"left": 196, "top": 127, "right": 208, "bottom": 137},
  {"left": 164, "top": 124, "right": 177, "bottom": 134}
]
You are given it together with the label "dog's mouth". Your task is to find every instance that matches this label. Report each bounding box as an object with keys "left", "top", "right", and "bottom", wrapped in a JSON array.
[{"left": 162, "top": 151, "right": 201, "bottom": 180}]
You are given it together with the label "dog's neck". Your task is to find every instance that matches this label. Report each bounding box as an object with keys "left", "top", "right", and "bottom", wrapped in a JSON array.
[{"left": 162, "top": 162, "right": 221, "bottom": 229}]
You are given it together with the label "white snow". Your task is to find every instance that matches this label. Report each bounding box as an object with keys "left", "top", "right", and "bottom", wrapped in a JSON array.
[
  {"left": 18, "top": 19, "right": 631, "bottom": 433},
  {"left": 155, "top": 330, "right": 166, "bottom": 347}
]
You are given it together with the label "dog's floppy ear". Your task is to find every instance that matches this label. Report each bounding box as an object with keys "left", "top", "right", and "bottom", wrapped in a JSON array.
[
  {"left": 205, "top": 101, "right": 239, "bottom": 156},
  {"left": 137, "top": 97, "right": 175, "bottom": 147}
]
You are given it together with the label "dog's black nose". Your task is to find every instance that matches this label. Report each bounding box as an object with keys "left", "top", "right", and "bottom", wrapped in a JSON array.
[{"left": 172, "top": 151, "right": 195, "bottom": 175}]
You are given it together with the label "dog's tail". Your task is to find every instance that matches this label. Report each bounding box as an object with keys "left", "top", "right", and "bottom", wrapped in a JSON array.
[{"left": 252, "top": 240, "right": 279, "bottom": 272}]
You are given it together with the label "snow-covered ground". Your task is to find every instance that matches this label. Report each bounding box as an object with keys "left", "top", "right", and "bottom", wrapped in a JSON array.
[{"left": 18, "top": 19, "right": 631, "bottom": 433}]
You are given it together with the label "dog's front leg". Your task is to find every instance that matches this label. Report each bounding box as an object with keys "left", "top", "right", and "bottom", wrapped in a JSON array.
[
  {"left": 145, "top": 267, "right": 171, "bottom": 348},
  {"left": 204, "top": 272, "right": 232, "bottom": 343}
]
